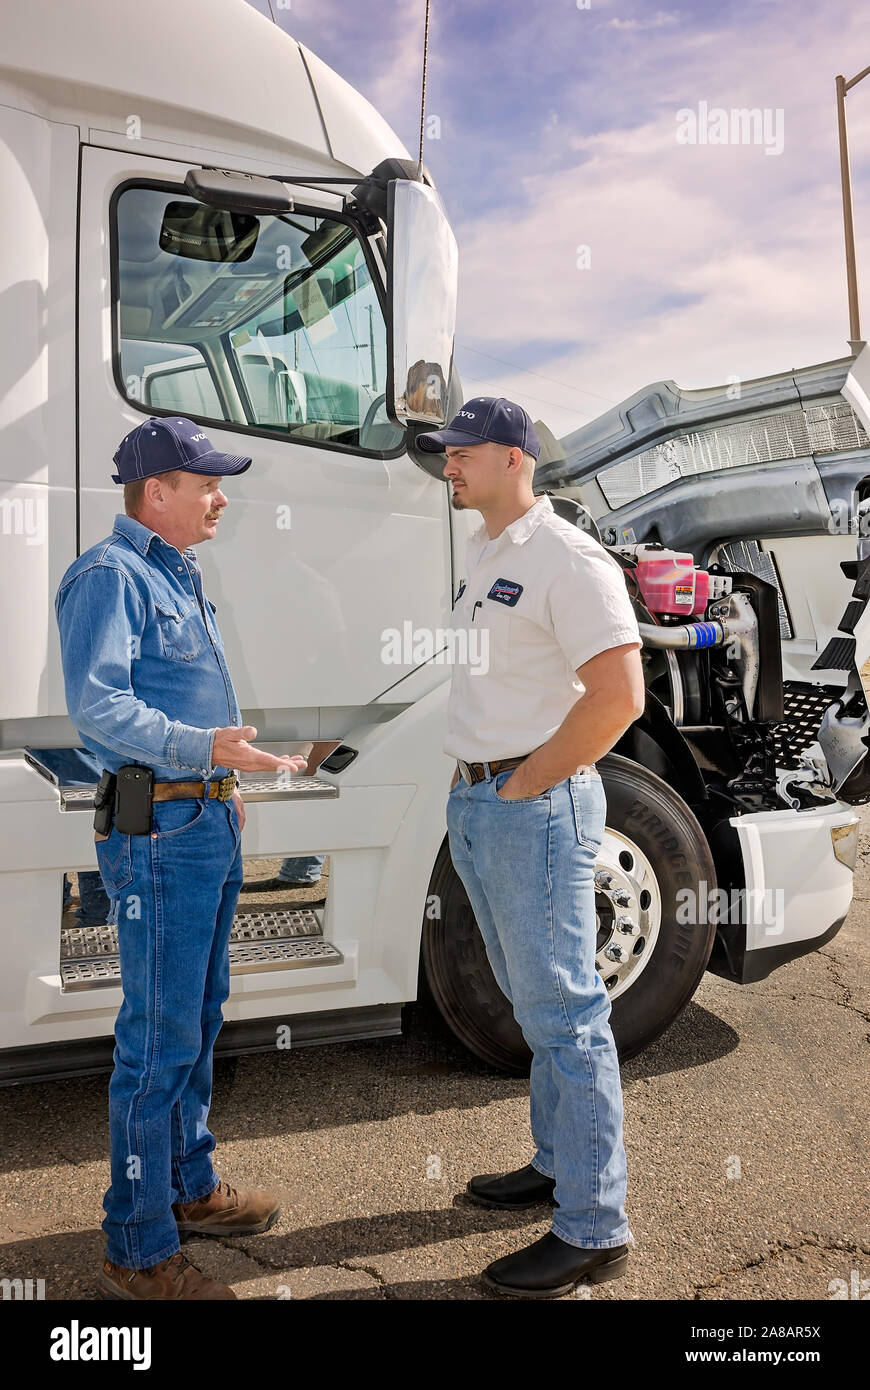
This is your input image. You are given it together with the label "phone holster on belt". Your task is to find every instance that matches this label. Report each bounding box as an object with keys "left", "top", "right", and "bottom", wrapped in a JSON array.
[{"left": 93, "top": 770, "right": 117, "bottom": 838}]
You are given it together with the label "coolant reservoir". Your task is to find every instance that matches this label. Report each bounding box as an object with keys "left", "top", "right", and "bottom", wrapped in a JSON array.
[{"left": 633, "top": 548, "right": 709, "bottom": 617}]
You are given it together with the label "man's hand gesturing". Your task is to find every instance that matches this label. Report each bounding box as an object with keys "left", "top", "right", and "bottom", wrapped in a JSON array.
[{"left": 212, "top": 725, "right": 309, "bottom": 775}]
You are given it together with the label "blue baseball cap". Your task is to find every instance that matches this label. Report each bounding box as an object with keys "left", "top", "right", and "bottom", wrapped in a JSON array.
[
  {"left": 111, "top": 417, "right": 253, "bottom": 484},
  {"left": 416, "top": 396, "right": 541, "bottom": 461}
]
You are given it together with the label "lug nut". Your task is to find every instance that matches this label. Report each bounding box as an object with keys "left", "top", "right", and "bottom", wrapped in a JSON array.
[
  {"left": 595, "top": 871, "right": 614, "bottom": 890},
  {"left": 617, "top": 916, "right": 641, "bottom": 935},
  {"left": 613, "top": 889, "right": 632, "bottom": 907},
  {"left": 604, "top": 944, "right": 629, "bottom": 963}
]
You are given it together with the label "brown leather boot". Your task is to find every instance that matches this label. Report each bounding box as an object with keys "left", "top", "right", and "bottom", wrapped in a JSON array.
[
  {"left": 173, "top": 1178, "right": 281, "bottom": 1236},
  {"left": 97, "top": 1251, "right": 236, "bottom": 1300}
]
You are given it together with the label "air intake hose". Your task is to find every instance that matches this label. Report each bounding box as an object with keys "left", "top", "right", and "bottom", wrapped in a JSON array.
[{"left": 637, "top": 621, "right": 725, "bottom": 650}]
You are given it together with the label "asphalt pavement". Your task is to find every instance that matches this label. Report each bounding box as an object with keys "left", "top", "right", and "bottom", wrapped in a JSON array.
[{"left": 1, "top": 820, "right": 868, "bottom": 1302}]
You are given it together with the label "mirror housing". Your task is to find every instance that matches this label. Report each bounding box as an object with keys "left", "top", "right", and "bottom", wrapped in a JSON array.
[
  {"left": 183, "top": 167, "right": 294, "bottom": 215},
  {"left": 385, "top": 178, "right": 458, "bottom": 428}
]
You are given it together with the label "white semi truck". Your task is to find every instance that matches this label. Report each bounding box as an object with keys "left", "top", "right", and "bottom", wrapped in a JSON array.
[{"left": 2, "top": 0, "right": 869, "bottom": 1084}]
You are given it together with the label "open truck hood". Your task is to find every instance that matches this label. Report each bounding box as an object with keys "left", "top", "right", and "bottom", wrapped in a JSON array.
[{"left": 537, "top": 354, "right": 870, "bottom": 802}]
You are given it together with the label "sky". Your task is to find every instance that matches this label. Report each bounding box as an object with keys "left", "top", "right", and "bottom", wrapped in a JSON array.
[{"left": 246, "top": 0, "right": 870, "bottom": 439}]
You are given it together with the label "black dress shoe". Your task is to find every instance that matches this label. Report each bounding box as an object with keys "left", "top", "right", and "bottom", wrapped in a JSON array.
[
  {"left": 484, "top": 1231, "right": 629, "bottom": 1298},
  {"left": 466, "top": 1163, "right": 557, "bottom": 1210}
]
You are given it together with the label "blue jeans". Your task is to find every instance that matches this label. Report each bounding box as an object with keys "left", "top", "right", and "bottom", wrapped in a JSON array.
[
  {"left": 95, "top": 794, "right": 243, "bottom": 1268},
  {"left": 278, "top": 855, "right": 324, "bottom": 884},
  {"left": 63, "top": 871, "right": 111, "bottom": 927},
  {"left": 28, "top": 747, "right": 112, "bottom": 926},
  {"left": 446, "top": 766, "right": 632, "bottom": 1249}
]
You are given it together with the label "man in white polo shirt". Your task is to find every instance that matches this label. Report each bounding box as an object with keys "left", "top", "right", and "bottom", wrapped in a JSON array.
[{"left": 417, "top": 396, "right": 645, "bottom": 1298}]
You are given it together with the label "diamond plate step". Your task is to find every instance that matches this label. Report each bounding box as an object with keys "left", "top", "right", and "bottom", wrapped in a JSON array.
[
  {"left": 231, "top": 907, "right": 324, "bottom": 940},
  {"left": 227, "top": 938, "right": 342, "bottom": 974},
  {"left": 59, "top": 907, "right": 342, "bottom": 991},
  {"left": 61, "top": 958, "right": 123, "bottom": 989}
]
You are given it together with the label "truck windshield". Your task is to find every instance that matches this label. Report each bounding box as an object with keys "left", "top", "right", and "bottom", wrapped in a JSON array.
[{"left": 113, "top": 183, "right": 403, "bottom": 454}]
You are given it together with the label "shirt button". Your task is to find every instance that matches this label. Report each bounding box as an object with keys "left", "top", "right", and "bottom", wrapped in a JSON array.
[{"left": 177, "top": 566, "right": 183, "bottom": 572}]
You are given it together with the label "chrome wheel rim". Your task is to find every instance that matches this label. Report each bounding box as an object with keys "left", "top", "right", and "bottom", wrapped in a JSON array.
[{"left": 594, "top": 827, "right": 663, "bottom": 999}]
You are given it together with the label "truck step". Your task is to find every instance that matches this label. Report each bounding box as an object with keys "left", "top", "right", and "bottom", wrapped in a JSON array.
[
  {"left": 59, "top": 907, "right": 342, "bottom": 990},
  {"left": 58, "top": 774, "right": 339, "bottom": 812}
]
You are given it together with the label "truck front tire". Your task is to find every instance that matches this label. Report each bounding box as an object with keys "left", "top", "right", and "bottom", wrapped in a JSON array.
[{"left": 421, "top": 753, "right": 718, "bottom": 1072}]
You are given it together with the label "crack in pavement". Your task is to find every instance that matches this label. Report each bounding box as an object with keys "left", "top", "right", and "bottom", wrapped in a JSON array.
[
  {"left": 691, "top": 1236, "right": 870, "bottom": 1299},
  {"left": 185, "top": 1233, "right": 279, "bottom": 1272},
  {"left": 185, "top": 1235, "right": 390, "bottom": 1296},
  {"left": 752, "top": 945, "right": 870, "bottom": 1028},
  {"left": 816, "top": 948, "right": 870, "bottom": 1025},
  {"left": 761, "top": 986, "right": 870, "bottom": 1029},
  {"left": 335, "top": 1259, "right": 389, "bottom": 1296}
]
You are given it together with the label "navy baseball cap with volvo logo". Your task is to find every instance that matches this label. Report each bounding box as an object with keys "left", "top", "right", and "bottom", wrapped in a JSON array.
[
  {"left": 416, "top": 396, "right": 541, "bottom": 461},
  {"left": 111, "top": 417, "right": 253, "bottom": 484}
]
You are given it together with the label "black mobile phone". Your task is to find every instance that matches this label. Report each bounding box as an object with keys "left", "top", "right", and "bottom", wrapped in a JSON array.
[{"left": 114, "top": 765, "right": 154, "bottom": 835}]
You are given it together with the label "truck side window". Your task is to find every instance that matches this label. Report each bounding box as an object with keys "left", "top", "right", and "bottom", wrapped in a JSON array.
[
  {"left": 113, "top": 183, "right": 403, "bottom": 455},
  {"left": 122, "top": 342, "right": 221, "bottom": 415}
]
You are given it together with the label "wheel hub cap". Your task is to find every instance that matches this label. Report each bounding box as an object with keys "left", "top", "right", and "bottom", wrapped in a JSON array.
[{"left": 593, "top": 828, "right": 662, "bottom": 999}]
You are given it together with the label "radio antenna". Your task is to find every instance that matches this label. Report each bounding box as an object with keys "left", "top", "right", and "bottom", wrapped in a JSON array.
[{"left": 416, "top": 0, "right": 432, "bottom": 180}]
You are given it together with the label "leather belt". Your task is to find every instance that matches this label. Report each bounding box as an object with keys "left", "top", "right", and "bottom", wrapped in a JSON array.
[
  {"left": 456, "top": 754, "right": 596, "bottom": 786},
  {"left": 152, "top": 774, "right": 238, "bottom": 803},
  {"left": 457, "top": 755, "right": 528, "bottom": 785}
]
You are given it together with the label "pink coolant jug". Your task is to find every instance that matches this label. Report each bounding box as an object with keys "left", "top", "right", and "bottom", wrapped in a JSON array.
[{"left": 633, "top": 548, "right": 709, "bottom": 617}]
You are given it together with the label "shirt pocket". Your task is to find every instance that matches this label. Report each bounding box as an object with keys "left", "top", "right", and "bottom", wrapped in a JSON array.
[
  {"left": 471, "top": 596, "right": 512, "bottom": 677},
  {"left": 154, "top": 599, "right": 205, "bottom": 663}
]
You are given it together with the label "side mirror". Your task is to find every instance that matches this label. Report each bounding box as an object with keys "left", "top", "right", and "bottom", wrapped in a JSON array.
[{"left": 385, "top": 179, "right": 458, "bottom": 428}]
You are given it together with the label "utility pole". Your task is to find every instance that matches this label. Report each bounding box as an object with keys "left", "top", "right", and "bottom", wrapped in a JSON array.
[{"left": 836, "top": 64, "right": 870, "bottom": 354}]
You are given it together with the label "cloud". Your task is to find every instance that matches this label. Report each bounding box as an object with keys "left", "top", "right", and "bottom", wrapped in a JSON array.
[
  {"left": 363, "top": 0, "right": 431, "bottom": 149},
  {"left": 248, "top": 0, "right": 870, "bottom": 441},
  {"left": 449, "top": 1, "right": 870, "bottom": 438},
  {"left": 600, "top": 10, "right": 680, "bottom": 30}
]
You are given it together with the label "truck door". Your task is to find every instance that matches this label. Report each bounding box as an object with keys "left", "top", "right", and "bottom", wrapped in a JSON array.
[{"left": 77, "top": 146, "right": 452, "bottom": 716}]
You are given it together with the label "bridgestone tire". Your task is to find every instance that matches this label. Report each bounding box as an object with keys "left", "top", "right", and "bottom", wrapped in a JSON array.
[{"left": 420, "top": 753, "right": 717, "bottom": 1073}]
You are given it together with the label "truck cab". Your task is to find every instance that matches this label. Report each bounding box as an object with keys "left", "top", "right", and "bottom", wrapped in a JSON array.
[
  {"left": 0, "top": 0, "right": 468, "bottom": 1081},
  {"left": 1, "top": 0, "right": 868, "bottom": 1084}
]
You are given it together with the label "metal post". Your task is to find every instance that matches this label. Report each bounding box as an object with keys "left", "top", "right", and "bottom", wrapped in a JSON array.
[{"left": 836, "top": 65, "right": 870, "bottom": 353}]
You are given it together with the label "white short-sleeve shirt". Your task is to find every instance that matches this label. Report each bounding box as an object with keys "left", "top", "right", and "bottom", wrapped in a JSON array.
[{"left": 444, "top": 494, "right": 643, "bottom": 761}]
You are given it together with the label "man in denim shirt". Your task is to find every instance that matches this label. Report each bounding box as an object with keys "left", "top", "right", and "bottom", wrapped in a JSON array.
[{"left": 56, "top": 417, "right": 306, "bottom": 1301}]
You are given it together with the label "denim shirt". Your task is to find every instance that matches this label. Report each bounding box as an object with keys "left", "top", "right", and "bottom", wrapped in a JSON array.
[{"left": 55, "top": 514, "right": 242, "bottom": 780}]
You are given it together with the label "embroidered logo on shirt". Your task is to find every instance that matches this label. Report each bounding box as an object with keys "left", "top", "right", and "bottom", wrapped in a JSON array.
[{"left": 487, "top": 578, "right": 523, "bottom": 607}]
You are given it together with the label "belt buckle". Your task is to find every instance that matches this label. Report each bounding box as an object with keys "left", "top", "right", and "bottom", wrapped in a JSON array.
[
  {"left": 457, "top": 760, "right": 473, "bottom": 787},
  {"left": 216, "top": 774, "right": 237, "bottom": 802}
]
